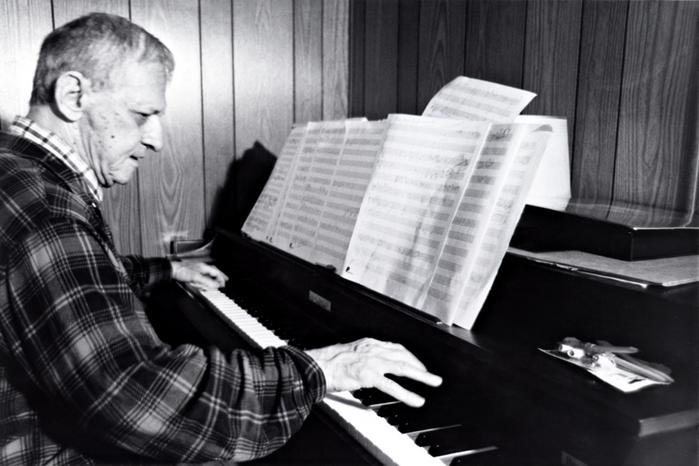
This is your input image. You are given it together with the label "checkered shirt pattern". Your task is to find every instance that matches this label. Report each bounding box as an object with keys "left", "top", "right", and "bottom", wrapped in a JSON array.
[
  {"left": 0, "top": 130, "right": 325, "bottom": 465},
  {"left": 8, "top": 116, "right": 103, "bottom": 203}
]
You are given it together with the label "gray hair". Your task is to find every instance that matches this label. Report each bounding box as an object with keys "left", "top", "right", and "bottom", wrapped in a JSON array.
[{"left": 30, "top": 12, "right": 174, "bottom": 105}]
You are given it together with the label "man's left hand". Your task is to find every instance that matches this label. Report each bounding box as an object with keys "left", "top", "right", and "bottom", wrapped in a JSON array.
[{"left": 171, "top": 260, "right": 228, "bottom": 290}]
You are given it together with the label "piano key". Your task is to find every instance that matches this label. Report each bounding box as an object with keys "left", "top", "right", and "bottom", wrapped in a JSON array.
[
  {"left": 416, "top": 425, "right": 499, "bottom": 457},
  {"left": 192, "top": 287, "right": 446, "bottom": 466},
  {"left": 353, "top": 387, "right": 397, "bottom": 406}
]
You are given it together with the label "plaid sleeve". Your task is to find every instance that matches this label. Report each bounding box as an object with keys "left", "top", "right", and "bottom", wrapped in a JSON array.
[
  {"left": 119, "top": 254, "right": 172, "bottom": 294},
  {"left": 6, "top": 217, "right": 326, "bottom": 463}
]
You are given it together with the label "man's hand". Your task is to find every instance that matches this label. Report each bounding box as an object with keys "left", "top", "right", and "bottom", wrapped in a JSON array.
[
  {"left": 171, "top": 260, "right": 228, "bottom": 290},
  {"left": 306, "top": 338, "right": 442, "bottom": 408}
]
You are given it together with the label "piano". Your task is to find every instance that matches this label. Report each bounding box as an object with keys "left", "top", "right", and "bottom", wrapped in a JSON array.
[{"left": 146, "top": 229, "right": 699, "bottom": 466}]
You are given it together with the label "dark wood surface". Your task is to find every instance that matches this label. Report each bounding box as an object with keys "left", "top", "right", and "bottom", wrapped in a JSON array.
[
  {"left": 349, "top": 0, "right": 699, "bottom": 221},
  {"left": 147, "top": 232, "right": 699, "bottom": 466}
]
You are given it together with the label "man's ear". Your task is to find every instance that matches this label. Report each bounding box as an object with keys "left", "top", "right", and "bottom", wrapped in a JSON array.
[{"left": 53, "top": 71, "right": 91, "bottom": 122}]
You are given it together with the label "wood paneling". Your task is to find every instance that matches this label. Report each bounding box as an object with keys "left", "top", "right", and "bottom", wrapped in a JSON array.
[
  {"left": 397, "top": 0, "right": 420, "bottom": 115},
  {"left": 322, "top": 0, "right": 350, "bottom": 120},
  {"left": 572, "top": 0, "right": 627, "bottom": 204},
  {"left": 364, "top": 0, "right": 399, "bottom": 119},
  {"left": 0, "top": 0, "right": 53, "bottom": 128},
  {"left": 201, "top": 0, "right": 235, "bottom": 227},
  {"left": 51, "top": 0, "right": 143, "bottom": 256},
  {"left": 522, "top": 0, "right": 582, "bottom": 119},
  {"left": 464, "top": 0, "right": 526, "bottom": 89},
  {"left": 349, "top": 0, "right": 366, "bottom": 117},
  {"left": 614, "top": 0, "right": 698, "bottom": 211},
  {"left": 233, "top": 0, "right": 294, "bottom": 157},
  {"left": 349, "top": 0, "right": 698, "bottom": 218},
  {"left": 295, "top": 0, "right": 323, "bottom": 123},
  {"left": 417, "top": 0, "right": 467, "bottom": 112},
  {"left": 131, "top": 0, "right": 205, "bottom": 256}
]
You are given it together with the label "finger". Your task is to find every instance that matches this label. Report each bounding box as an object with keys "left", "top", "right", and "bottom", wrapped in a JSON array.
[
  {"left": 384, "top": 361, "right": 443, "bottom": 388},
  {"left": 197, "top": 263, "right": 229, "bottom": 281},
  {"left": 373, "top": 376, "right": 425, "bottom": 408},
  {"left": 193, "top": 273, "right": 225, "bottom": 290}
]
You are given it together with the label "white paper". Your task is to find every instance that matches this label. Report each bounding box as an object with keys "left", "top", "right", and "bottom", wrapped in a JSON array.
[
  {"left": 423, "top": 76, "right": 536, "bottom": 123},
  {"left": 312, "top": 119, "right": 386, "bottom": 271},
  {"left": 517, "top": 115, "right": 571, "bottom": 211},
  {"left": 242, "top": 124, "right": 307, "bottom": 242},
  {"left": 273, "top": 121, "right": 324, "bottom": 253},
  {"left": 343, "top": 114, "right": 491, "bottom": 308}
]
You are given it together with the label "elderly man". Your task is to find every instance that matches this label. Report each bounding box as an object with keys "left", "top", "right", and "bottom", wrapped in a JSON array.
[{"left": 0, "top": 12, "right": 440, "bottom": 465}]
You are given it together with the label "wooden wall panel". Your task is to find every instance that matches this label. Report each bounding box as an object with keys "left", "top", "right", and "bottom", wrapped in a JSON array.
[
  {"left": 397, "top": 0, "right": 420, "bottom": 115},
  {"left": 322, "top": 0, "right": 349, "bottom": 120},
  {"left": 233, "top": 0, "right": 294, "bottom": 156},
  {"left": 201, "top": 0, "right": 235, "bottom": 227},
  {"left": 131, "top": 0, "right": 205, "bottom": 256},
  {"left": 464, "top": 0, "right": 526, "bottom": 89},
  {"left": 416, "top": 0, "right": 467, "bottom": 112},
  {"left": 349, "top": 0, "right": 366, "bottom": 117},
  {"left": 364, "top": 0, "right": 399, "bottom": 119},
  {"left": 0, "top": 0, "right": 53, "bottom": 128},
  {"left": 51, "top": 0, "right": 143, "bottom": 256},
  {"left": 523, "top": 0, "right": 582, "bottom": 121},
  {"left": 295, "top": 0, "right": 323, "bottom": 123},
  {"left": 572, "top": 0, "right": 627, "bottom": 204},
  {"left": 614, "top": 0, "right": 698, "bottom": 211}
]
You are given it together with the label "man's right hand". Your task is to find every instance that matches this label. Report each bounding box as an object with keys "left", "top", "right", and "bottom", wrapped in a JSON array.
[{"left": 305, "top": 338, "right": 442, "bottom": 408}]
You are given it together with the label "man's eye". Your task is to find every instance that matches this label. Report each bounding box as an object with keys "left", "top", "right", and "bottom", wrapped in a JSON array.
[{"left": 132, "top": 111, "right": 149, "bottom": 125}]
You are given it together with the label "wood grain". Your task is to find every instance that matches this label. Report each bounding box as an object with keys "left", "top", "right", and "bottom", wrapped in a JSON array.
[
  {"left": 322, "top": 0, "right": 349, "bottom": 120},
  {"left": 295, "top": 0, "right": 323, "bottom": 123},
  {"left": 614, "top": 0, "right": 698, "bottom": 212},
  {"left": 572, "top": 0, "right": 627, "bottom": 204},
  {"left": 233, "top": 0, "right": 294, "bottom": 156},
  {"left": 201, "top": 0, "right": 235, "bottom": 228},
  {"left": 417, "top": 0, "right": 467, "bottom": 112},
  {"left": 364, "top": 0, "right": 399, "bottom": 119},
  {"left": 131, "top": 0, "right": 206, "bottom": 256},
  {"left": 0, "top": 0, "right": 53, "bottom": 128},
  {"left": 397, "top": 0, "right": 420, "bottom": 115},
  {"left": 51, "top": 0, "right": 143, "bottom": 256},
  {"left": 464, "top": 0, "right": 526, "bottom": 89},
  {"left": 522, "top": 0, "right": 582, "bottom": 120},
  {"left": 348, "top": 0, "right": 366, "bottom": 117}
]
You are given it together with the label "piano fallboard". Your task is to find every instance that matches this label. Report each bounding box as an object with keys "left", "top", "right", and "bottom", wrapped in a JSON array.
[{"left": 146, "top": 230, "right": 699, "bottom": 466}]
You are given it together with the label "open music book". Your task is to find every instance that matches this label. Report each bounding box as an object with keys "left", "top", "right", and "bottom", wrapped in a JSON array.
[{"left": 242, "top": 77, "right": 552, "bottom": 328}]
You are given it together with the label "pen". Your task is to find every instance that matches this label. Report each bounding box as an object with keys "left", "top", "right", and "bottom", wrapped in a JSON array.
[{"left": 584, "top": 343, "right": 638, "bottom": 354}]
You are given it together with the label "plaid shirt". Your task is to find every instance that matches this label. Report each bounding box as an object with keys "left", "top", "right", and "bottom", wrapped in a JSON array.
[{"left": 0, "top": 126, "right": 325, "bottom": 465}]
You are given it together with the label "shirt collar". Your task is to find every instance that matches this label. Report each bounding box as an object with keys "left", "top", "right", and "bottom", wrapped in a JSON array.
[{"left": 8, "top": 116, "right": 103, "bottom": 203}]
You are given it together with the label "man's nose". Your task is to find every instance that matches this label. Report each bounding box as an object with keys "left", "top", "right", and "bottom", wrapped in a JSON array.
[{"left": 141, "top": 115, "right": 163, "bottom": 152}]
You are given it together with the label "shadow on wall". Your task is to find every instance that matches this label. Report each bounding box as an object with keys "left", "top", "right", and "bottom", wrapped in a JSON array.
[{"left": 207, "top": 141, "right": 277, "bottom": 238}]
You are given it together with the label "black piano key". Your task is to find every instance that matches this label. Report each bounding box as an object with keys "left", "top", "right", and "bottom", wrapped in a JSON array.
[
  {"left": 450, "top": 448, "right": 509, "bottom": 466},
  {"left": 376, "top": 400, "right": 463, "bottom": 433},
  {"left": 417, "top": 425, "right": 498, "bottom": 457},
  {"left": 352, "top": 388, "right": 397, "bottom": 406}
]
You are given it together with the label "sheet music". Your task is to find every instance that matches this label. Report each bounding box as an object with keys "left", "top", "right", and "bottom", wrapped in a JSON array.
[
  {"left": 343, "top": 114, "right": 491, "bottom": 307},
  {"left": 287, "top": 120, "right": 348, "bottom": 261},
  {"left": 273, "top": 122, "right": 323, "bottom": 253},
  {"left": 421, "top": 124, "right": 530, "bottom": 323},
  {"left": 453, "top": 125, "right": 552, "bottom": 328},
  {"left": 312, "top": 119, "right": 386, "bottom": 271},
  {"left": 242, "top": 124, "right": 307, "bottom": 242},
  {"left": 423, "top": 76, "right": 536, "bottom": 123}
]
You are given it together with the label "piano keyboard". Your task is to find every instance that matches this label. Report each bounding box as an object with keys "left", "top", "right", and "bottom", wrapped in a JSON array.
[{"left": 196, "top": 288, "right": 497, "bottom": 466}]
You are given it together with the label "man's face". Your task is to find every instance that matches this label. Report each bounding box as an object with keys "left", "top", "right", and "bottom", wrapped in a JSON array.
[{"left": 80, "top": 60, "right": 167, "bottom": 187}]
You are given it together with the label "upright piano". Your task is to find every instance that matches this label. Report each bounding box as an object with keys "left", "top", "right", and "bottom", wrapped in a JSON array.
[{"left": 146, "top": 229, "right": 698, "bottom": 466}]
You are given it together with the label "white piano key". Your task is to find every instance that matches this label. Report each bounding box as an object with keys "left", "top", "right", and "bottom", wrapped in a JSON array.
[{"left": 191, "top": 286, "right": 445, "bottom": 466}]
